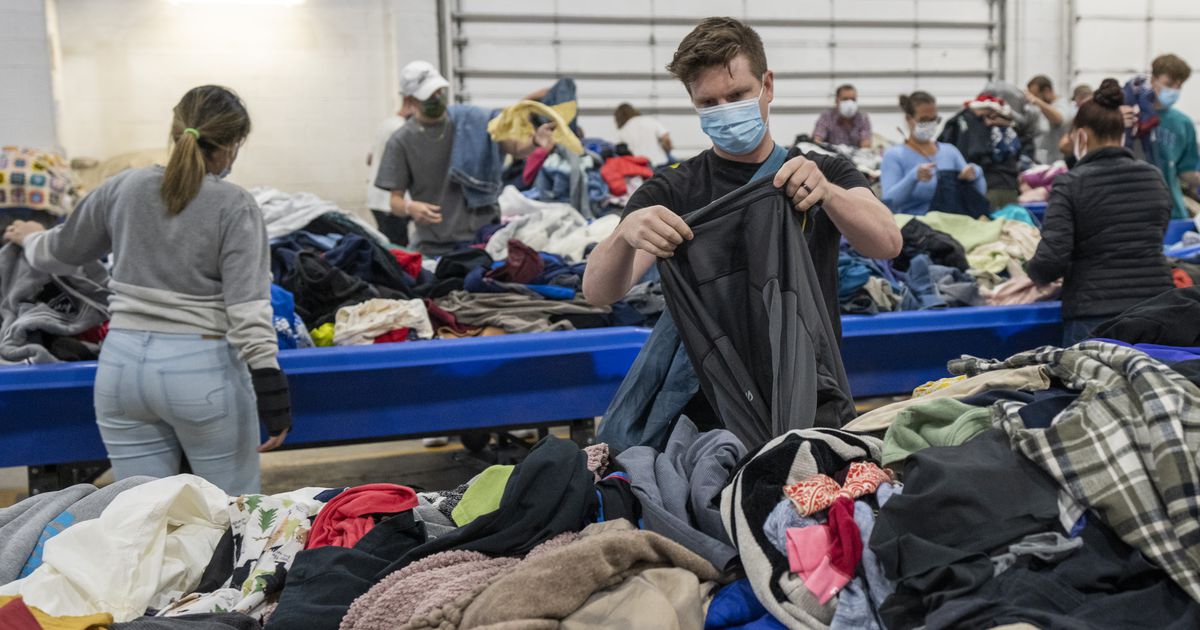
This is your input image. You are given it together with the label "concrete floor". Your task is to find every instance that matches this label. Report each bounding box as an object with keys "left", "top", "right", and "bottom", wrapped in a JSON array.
[{"left": 0, "top": 436, "right": 497, "bottom": 508}]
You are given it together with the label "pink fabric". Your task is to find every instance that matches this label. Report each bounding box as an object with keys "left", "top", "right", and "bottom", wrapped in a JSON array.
[
  {"left": 981, "top": 275, "right": 1062, "bottom": 306},
  {"left": 784, "top": 462, "right": 893, "bottom": 516},
  {"left": 784, "top": 498, "right": 862, "bottom": 605},
  {"left": 306, "top": 483, "right": 418, "bottom": 549},
  {"left": 1019, "top": 164, "right": 1068, "bottom": 189},
  {"left": 1018, "top": 187, "right": 1049, "bottom": 204},
  {"left": 786, "top": 525, "right": 831, "bottom": 575},
  {"left": 584, "top": 443, "right": 610, "bottom": 481}
]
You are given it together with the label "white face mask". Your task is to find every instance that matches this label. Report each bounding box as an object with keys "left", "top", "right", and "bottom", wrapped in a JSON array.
[
  {"left": 912, "top": 120, "right": 939, "bottom": 143},
  {"left": 838, "top": 99, "right": 858, "bottom": 118}
]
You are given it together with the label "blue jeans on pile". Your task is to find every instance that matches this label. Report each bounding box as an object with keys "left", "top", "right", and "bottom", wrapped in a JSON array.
[
  {"left": 596, "top": 310, "right": 700, "bottom": 452},
  {"left": 94, "top": 329, "right": 261, "bottom": 495}
]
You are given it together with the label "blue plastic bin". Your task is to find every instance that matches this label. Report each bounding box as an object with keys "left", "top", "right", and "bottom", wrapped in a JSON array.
[
  {"left": 841, "top": 302, "right": 1063, "bottom": 397},
  {"left": 0, "top": 327, "right": 650, "bottom": 468}
]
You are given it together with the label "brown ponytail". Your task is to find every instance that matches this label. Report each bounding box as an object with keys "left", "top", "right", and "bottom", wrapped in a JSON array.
[{"left": 161, "top": 86, "right": 251, "bottom": 215}]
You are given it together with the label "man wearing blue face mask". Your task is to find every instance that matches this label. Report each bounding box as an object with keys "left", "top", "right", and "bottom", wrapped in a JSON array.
[
  {"left": 1146, "top": 54, "right": 1198, "bottom": 219},
  {"left": 584, "top": 17, "right": 902, "bottom": 337}
]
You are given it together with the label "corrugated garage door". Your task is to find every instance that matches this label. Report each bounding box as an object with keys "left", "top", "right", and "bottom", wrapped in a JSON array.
[
  {"left": 1071, "top": 0, "right": 1200, "bottom": 124},
  {"left": 445, "top": 0, "right": 1006, "bottom": 156}
]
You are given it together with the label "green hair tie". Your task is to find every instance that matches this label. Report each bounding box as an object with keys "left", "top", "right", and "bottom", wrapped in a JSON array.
[{"left": 183, "top": 128, "right": 200, "bottom": 139}]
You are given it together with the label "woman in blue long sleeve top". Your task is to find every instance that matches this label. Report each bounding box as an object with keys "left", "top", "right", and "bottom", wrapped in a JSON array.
[{"left": 881, "top": 91, "right": 985, "bottom": 215}]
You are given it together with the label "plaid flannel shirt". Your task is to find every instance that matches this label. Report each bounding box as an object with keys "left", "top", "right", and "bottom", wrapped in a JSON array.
[{"left": 951, "top": 341, "right": 1200, "bottom": 600}]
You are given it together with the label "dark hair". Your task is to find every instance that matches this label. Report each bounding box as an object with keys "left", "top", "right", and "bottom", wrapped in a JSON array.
[
  {"left": 1072, "top": 78, "right": 1124, "bottom": 141},
  {"left": 1027, "top": 75, "right": 1053, "bottom": 93},
  {"left": 667, "top": 17, "right": 767, "bottom": 92},
  {"left": 898, "top": 91, "right": 936, "bottom": 117},
  {"left": 835, "top": 84, "right": 856, "bottom": 99},
  {"left": 162, "top": 86, "right": 251, "bottom": 215},
  {"left": 614, "top": 103, "right": 641, "bottom": 129},
  {"left": 1152, "top": 53, "right": 1192, "bottom": 84}
]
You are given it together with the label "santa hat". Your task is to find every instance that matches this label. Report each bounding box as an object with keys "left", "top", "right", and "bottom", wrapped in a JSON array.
[{"left": 965, "top": 94, "right": 1013, "bottom": 119}]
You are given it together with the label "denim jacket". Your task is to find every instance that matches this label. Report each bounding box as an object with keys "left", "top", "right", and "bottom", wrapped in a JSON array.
[{"left": 447, "top": 104, "right": 504, "bottom": 209}]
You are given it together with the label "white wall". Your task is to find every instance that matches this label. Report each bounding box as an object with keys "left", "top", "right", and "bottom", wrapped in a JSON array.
[
  {"left": 0, "top": 0, "right": 59, "bottom": 150},
  {"left": 1072, "top": 0, "right": 1200, "bottom": 124},
  {"left": 54, "top": 0, "right": 396, "bottom": 213},
  {"left": 9, "top": 0, "right": 1199, "bottom": 213},
  {"left": 1006, "top": 0, "right": 1070, "bottom": 95}
]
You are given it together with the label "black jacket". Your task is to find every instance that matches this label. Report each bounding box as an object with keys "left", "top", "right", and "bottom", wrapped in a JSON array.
[
  {"left": 1026, "top": 147, "right": 1174, "bottom": 320},
  {"left": 939, "top": 109, "right": 1019, "bottom": 192},
  {"left": 1091, "top": 287, "right": 1200, "bottom": 346},
  {"left": 658, "top": 177, "right": 855, "bottom": 448}
]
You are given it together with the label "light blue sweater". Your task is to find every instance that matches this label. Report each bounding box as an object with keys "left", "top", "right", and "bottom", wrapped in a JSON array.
[{"left": 881, "top": 143, "right": 985, "bottom": 215}]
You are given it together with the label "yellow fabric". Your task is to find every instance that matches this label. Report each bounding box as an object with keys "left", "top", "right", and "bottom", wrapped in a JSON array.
[
  {"left": 311, "top": 322, "right": 335, "bottom": 347},
  {"left": 0, "top": 596, "right": 112, "bottom": 630},
  {"left": 487, "top": 100, "right": 583, "bottom": 155},
  {"left": 911, "top": 375, "right": 967, "bottom": 398}
]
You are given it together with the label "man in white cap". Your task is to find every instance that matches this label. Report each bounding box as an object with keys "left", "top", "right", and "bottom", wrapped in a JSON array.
[{"left": 375, "top": 61, "right": 555, "bottom": 256}]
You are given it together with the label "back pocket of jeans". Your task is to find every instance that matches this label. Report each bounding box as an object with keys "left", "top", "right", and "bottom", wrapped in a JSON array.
[
  {"left": 93, "top": 360, "right": 126, "bottom": 418},
  {"left": 160, "top": 367, "right": 228, "bottom": 424}
]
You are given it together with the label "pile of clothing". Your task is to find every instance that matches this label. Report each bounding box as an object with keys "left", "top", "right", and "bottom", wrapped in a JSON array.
[
  {"left": 5, "top": 198, "right": 1200, "bottom": 628},
  {"left": 6, "top": 293, "right": 1199, "bottom": 628},
  {"left": 0, "top": 242, "right": 110, "bottom": 365},
  {"left": 1017, "top": 161, "right": 1068, "bottom": 204},
  {"left": 839, "top": 209, "right": 1050, "bottom": 315},
  {"left": 0, "top": 439, "right": 722, "bottom": 630},
  {"left": 795, "top": 139, "right": 883, "bottom": 181},
  {"left": 1166, "top": 216, "right": 1200, "bottom": 287},
  {"left": 0, "top": 185, "right": 642, "bottom": 366},
  {"left": 272, "top": 184, "right": 651, "bottom": 346}
]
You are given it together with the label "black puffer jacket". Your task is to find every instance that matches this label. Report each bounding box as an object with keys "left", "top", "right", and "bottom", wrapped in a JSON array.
[{"left": 1026, "top": 146, "right": 1174, "bottom": 319}]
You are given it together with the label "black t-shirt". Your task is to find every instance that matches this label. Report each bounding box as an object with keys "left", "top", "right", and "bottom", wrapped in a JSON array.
[{"left": 622, "top": 146, "right": 870, "bottom": 340}]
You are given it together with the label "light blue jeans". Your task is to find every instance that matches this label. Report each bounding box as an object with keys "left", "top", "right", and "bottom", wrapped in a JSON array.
[{"left": 94, "top": 329, "right": 261, "bottom": 495}]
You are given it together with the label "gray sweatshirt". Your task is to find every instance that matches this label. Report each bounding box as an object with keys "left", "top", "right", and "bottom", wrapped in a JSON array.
[{"left": 23, "top": 166, "right": 278, "bottom": 370}]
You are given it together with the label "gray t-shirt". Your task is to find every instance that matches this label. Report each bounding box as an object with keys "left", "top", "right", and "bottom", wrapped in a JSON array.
[
  {"left": 1033, "top": 98, "right": 1070, "bottom": 164},
  {"left": 374, "top": 117, "right": 497, "bottom": 255}
]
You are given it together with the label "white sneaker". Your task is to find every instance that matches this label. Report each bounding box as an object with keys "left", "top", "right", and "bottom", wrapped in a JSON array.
[
  {"left": 422, "top": 436, "right": 451, "bottom": 447},
  {"left": 510, "top": 429, "right": 538, "bottom": 440}
]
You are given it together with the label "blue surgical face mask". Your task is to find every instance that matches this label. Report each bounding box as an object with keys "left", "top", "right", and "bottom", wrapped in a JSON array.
[
  {"left": 1158, "top": 86, "right": 1181, "bottom": 109},
  {"left": 697, "top": 82, "right": 767, "bottom": 155}
]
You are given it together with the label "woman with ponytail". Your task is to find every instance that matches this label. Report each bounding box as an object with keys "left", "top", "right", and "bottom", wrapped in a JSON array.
[
  {"left": 1026, "top": 78, "right": 1176, "bottom": 346},
  {"left": 3, "top": 86, "right": 290, "bottom": 495},
  {"left": 880, "top": 90, "right": 985, "bottom": 215}
]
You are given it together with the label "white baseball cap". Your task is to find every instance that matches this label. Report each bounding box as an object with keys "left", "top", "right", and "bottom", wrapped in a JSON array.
[{"left": 400, "top": 61, "right": 449, "bottom": 101}]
